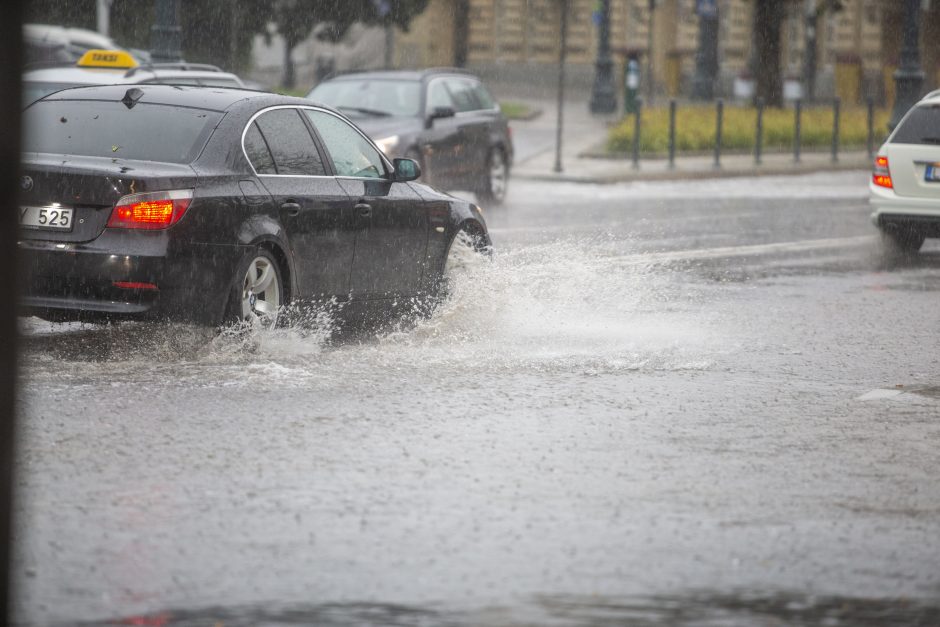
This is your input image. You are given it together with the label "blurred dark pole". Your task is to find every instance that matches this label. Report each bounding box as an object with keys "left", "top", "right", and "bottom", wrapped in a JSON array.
[
  {"left": 889, "top": 0, "right": 924, "bottom": 130},
  {"left": 589, "top": 0, "right": 617, "bottom": 113},
  {"left": 555, "top": 0, "right": 569, "bottom": 173},
  {"left": 454, "top": 0, "right": 470, "bottom": 67},
  {"left": 1, "top": 0, "right": 24, "bottom": 621},
  {"left": 151, "top": 0, "right": 182, "bottom": 63},
  {"left": 646, "top": 0, "right": 656, "bottom": 104},
  {"left": 802, "top": 1, "right": 818, "bottom": 103},
  {"left": 384, "top": 24, "right": 394, "bottom": 69},
  {"left": 691, "top": 0, "right": 719, "bottom": 101}
]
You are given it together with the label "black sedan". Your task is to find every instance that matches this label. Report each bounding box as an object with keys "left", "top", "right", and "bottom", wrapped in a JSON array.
[
  {"left": 308, "top": 69, "right": 513, "bottom": 205},
  {"left": 19, "top": 84, "right": 490, "bottom": 327}
]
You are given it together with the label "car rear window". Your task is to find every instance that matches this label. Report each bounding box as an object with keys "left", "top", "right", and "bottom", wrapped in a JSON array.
[
  {"left": 22, "top": 100, "right": 222, "bottom": 164},
  {"left": 309, "top": 79, "right": 421, "bottom": 117},
  {"left": 890, "top": 104, "right": 940, "bottom": 145},
  {"left": 21, "top": 81, "right": 82, "bottom": 107}
]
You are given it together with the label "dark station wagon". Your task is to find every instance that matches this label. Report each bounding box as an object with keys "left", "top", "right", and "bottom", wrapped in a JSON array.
[
  {"left": 308, "top": 68, "right": 514, "bottom": 205},
  {"left": 19, "top": 85, "right": 490, "bottom": 327}
]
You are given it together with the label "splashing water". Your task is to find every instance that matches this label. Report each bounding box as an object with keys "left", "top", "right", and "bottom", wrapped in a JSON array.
[{"left": 19, "top": 238, "right": 724, "bottom": 385}]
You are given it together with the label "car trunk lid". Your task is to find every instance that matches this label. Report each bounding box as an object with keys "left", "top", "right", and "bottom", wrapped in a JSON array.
[
  {"left": 19, "top": 154, "right": 198, "bottom": 243},
  {"left": 884, "top": 103, "right": 940, "bottom": 199}
]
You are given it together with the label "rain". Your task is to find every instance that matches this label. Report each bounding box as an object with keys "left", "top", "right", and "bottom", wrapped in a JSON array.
[{"left": 5, "top": 1, "right": 940, "bottom": 625}]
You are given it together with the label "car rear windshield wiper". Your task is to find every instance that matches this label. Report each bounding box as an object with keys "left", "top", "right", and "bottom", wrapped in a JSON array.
[
  {"left": 337, "top": 106, "right": 391, "bottom": 117},
  {"left": 920, "top": 136, "right": 940, "bottom": 144}
]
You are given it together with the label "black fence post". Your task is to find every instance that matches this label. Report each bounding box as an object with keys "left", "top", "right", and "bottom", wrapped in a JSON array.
[
  {"left": 632, "top": 97, "right": 642, "bottom": 170},
  {"left": 866, "top": 96, "right": 875, "bottom": 158},
  {"left": 755, "top": 97, "right": 764, "bottom": 166},
  {"left": 714, "top": 98, "right": 723, "bottom": 169},
  {"left": 668, "top": 99, "right": 677, "bottom": 170},
  {"left": 831, "top": 97, "right": 841, "bottom": 163},
  {"left": 794, "top": 99, "right": 802, "bottom": 163}
]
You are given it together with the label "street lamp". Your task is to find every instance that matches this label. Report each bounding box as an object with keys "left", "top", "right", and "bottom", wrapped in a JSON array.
[
  {"left": 691, "top": 0, "right": 719, "bottom": 101},
  {"left": 589, "top": 0, "right": 617, "bottom": 114},
  {"left": 151, "top": 0, "right": 183, "bottom": 63},
  {"left": 889, "top": 0, "right": 924, "bottom": 130}
]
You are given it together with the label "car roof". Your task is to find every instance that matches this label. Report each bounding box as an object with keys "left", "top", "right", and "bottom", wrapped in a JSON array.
[
  {"left": 323, "top": 67, "right": 477, "bottom": 82},
  {"left": 23, "top": 64, "right": 244, "bottom": 86},
  {"left": 33, "top": 83, "right": 276, "bottom": 111},
  {"left": 919, "top": 90, "right": 940, "bottom": 105}
]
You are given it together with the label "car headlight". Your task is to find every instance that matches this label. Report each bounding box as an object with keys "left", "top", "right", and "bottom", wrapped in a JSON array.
[{"left": 375, "top": 135, "right": 400, "bottom": 155}]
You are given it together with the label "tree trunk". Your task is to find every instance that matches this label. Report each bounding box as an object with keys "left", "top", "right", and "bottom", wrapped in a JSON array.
[
  {"left": 454, "top": 0, "right": 470, "bottom": 67},
  {"left": 753, "top": 0, "right": 784, "bottom": 107}
]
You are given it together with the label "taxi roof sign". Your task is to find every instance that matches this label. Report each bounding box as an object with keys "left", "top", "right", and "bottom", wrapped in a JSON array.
[{"left": 77, "top": 49, "right": 138, "bottom": 69}]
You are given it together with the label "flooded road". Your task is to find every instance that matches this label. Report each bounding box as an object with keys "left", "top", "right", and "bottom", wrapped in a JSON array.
[{"left": 13, "top": 172, "right": 940, "bottom": 625}]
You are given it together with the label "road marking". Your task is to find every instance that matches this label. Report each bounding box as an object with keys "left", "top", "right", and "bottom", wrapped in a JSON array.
[
  {"left": 857, "top": 389, "right": 905, "bottom": 401},
  {"left": 607, "top": 235, "right": 876, "bottom": 265}
]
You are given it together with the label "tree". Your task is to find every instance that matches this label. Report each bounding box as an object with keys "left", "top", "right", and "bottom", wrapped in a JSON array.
[
  {"left": 802, "top": 0, "right": 844, "bottom": 102},
  {"left": 752, "top": 0, "right": 786, "bottom": 107},
  {"left": 273, "top": 0, "right": 429, "bottom": 89}
]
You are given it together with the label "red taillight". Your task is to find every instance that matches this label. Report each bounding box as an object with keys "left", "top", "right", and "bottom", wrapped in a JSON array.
[
  {"left": 872, "top": 155, "right": 893, "bottom": 189},
  {"left": 108, "top": 190, "right": 193, "bottom": 229},
  {"left": 113, "top": 281, "right": 158, "bottom": 291}
]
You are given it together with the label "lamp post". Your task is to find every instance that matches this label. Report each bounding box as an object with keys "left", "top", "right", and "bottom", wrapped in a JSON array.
[
  {"left": 589, "top": 0, "right": 617, "bottom": 114},
  {"left": 691, "top": 0, "right": 719, "bottom": 100},
  {"left": 889, "top": 0, "right": 924, "bottom": 130},
  {"left": 151, "top": 0, "right": 182, "bottom": 63}
]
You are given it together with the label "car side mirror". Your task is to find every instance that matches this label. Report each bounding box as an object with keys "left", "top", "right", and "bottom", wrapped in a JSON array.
[
  {"left": 392, "top": 157, "right": 421, "bottom": 182},
  {"left": 426, "top": 105, "right": 456, "bottom": 128}
]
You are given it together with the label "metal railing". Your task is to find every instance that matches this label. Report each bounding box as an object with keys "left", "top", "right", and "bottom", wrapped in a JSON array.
[{"left": 624, "top": 97, "right": 880, "bottom": 169}]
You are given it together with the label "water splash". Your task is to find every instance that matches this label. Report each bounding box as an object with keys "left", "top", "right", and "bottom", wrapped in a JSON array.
[{"left": 19, "top": 238, "right": 724, "bottom": 384}]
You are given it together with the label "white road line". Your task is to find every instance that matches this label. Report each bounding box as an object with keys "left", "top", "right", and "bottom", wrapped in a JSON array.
[{"left": 607, "top": 235, "right": 877, "bottom": 264}]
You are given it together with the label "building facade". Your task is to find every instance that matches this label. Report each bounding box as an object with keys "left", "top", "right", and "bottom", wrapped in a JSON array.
[{"left": 393, "top": 0, "right": 940, "bottom": 106}]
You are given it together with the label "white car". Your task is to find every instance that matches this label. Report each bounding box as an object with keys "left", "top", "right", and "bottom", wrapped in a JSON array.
[
  {"left": 23, "top": 49, "right": 246, "bottom": 107},
  {"left": 870, "top": 93, "right": 940, "bottom": 253}
]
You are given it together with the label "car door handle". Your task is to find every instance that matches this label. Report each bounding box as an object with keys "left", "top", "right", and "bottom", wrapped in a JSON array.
[
  {"left": 355, "top": 202, "right": 372, "bottom": 217},
  {"left": 280, "top": 202, "right": 301, "bottom": 216}
]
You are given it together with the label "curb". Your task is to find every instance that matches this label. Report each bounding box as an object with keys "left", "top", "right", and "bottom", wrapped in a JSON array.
[{"left": 513, "top": 160, "right": 871, "bottom": 184}]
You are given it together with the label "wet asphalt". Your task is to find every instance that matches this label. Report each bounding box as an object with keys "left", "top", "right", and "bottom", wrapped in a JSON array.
[{"left": 12, "top": 171, "right": 940, "bottom": 626}]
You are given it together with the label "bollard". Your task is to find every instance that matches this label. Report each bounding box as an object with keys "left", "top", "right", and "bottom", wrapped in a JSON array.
[
  {"left": 794, "top": 99, "right": 802, "bottom": 163},
  {"left": 831, "top": 97, "right": 841, "bottom": 163},
  {"left": 866, "top": 97, "right": 875, "bottom": 158},
  {"left": 755, "top": 97, "right": 764, "bottom": 166},
  {"left": 632, "top": 98, "right": 642, "bottom": 170},
  {"left": 714, "top": 99, "right": 723, "bottom": 169},
  {"left": 668, "top": 99, "right": 677, "bottom": 170}
]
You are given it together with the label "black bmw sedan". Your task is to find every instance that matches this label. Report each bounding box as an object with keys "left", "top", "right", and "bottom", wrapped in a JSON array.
[
  {"left": 308, "top": 69, "right": 513, "bottom": 206},
  {"left": 19, "top": 84, "right": 490, "bottom": 327}
]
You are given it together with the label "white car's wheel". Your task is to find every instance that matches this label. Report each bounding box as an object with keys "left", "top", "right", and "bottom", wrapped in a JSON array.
[{"left": 880, "top": 227, "right": 925, "bottom": 254}]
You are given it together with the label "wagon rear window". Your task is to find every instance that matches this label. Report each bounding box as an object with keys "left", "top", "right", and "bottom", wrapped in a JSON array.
[
  {"left": 22, "top": 100, "right": 222, "bottom": 164},
  {"left": 890, "top": 104, "right": 940, "bottom": 145}
]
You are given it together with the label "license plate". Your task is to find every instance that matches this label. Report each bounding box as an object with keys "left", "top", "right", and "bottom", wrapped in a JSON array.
[
  {"left": 19, "top": 206, "right": 74, "bottom": 231},
  {"left": 926, "top": 164, "right": 940, "bottom": 182}
]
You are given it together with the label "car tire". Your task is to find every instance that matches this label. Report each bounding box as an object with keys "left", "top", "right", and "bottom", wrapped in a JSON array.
[
  {"left": 476, "top": 147, "right": 508, "bottom": 206},
  {"left": 880, "top": 227, "right": 925, "bottom": 254},
  {"left": 224, "top": 249, "right": 284, "bottom": 329},
  {"left": 441, "top": 227, "right": 490, "bottom": 292}
]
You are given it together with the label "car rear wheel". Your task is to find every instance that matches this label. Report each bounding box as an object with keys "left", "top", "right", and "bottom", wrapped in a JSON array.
[
  {"left": 476, "top": 147, "right": 508, "bottom": 206},
  {"left": 226, "top": 250, "right": 284, "bottom": 329},
  {"left": 880, "top": 227, "right": 925, "bottom": 254}
]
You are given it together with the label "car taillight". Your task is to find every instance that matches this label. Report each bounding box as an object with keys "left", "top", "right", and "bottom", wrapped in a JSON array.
[
  {"left": 107, "top": 190, "right": 193, "bottom": 230},
  {"left": 872, "top": 155, "right": 893, "bottom": 189}
]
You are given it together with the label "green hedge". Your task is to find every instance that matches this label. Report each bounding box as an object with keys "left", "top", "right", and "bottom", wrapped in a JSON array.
[{"left": 607, "top": 104, "right": 891, "bottom": 155}]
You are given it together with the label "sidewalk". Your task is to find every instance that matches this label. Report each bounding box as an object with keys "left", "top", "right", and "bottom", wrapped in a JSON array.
[{"left": 502, "top": 93, "right": 873, "bottom": 184}]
